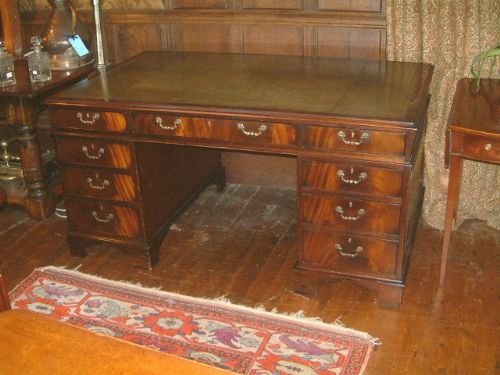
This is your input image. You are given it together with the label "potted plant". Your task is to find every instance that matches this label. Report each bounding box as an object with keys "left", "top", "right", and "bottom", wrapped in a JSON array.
[{"left": 470, "top": 44, "right": 499, "bottom": 88}]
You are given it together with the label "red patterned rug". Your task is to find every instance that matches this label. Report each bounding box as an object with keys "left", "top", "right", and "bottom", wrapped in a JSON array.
[{"left": 10, "top": 267, "right": 377, "bottom": 374}]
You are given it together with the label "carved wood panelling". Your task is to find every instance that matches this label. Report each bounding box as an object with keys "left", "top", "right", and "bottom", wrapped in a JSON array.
[
  {"left": 20, "top": 0, "right": 386, "bottom": 12},
  {"left": 111, "top": 24, "right": 163, "bottom": 63},
  {"left": 169, "top": 23, "right": 232, "bottom": 52},
  {"left": 171, "top": 0, "right": 230, "bottom": 9},
  {"left": 93, "top": 1, "right": 165, "bottom": 10},
  {"left": 242, "top": 0, "right": 304, "bottom": 10},
  {"left": 242, "top": 25, "right": 304, "bottom": 56},
  {"left": 317, "top": 27, "right": 385, "bottom": 60},
  {"left": 318, "top": 0, "right": 383, "bottom": 12}
]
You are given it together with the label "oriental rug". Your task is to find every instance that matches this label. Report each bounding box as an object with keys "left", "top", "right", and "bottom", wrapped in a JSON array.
[{"left": 9, "top": 266, "right": 377, "bottom": 374}]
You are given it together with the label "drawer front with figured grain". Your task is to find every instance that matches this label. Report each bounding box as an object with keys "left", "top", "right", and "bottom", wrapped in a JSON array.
[
  {"left": 60, "top": 168, "right": 137, "bottom": 201},
  {"left": 302, "top": 126, "right": 406, "bottom": 157},
  {"left": 302, "top": 194, "right": 401, "bottom": 235},
  {"left": 301, "top": 228, "right": 399, "bottom": 278},
  {"left": 133, "top": 114, "right": 296, "bottom": 147},
  {"left": 65, "top": 198, "right": 142, "bottom": 240},
  {"left": 55, "top": 138, "right": 133, "bottom": 170},
  {"left": 301, "top": 159, "right": 403, "bottom": 197},
  {"left": 52, "top": 109, "right": 128, "bottom": 132},
  {"left": 460, "top": 134, "right": 499, "bottom": 163}
]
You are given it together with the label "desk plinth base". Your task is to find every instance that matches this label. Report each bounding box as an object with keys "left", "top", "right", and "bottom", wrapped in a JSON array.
[
  {"left": 67, "top": 235, "right": 162, "bottom": 270},
  {"left": 293, "top": 265, "right": 405, "bottom": 308}
]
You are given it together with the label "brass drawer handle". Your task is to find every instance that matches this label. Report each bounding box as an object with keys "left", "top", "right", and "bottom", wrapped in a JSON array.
[
  {"left": 237, "top": 122, "right": 267, "bottom": 137},
  {"left": 86, "top": 177, "right": 110, "bottom": 190},
  {"left": 335, "top": 239, "right": 363, "bottom": 258},
  {"left": 337, "top": 169, "right": 368, "bottom": 185},
  {"left": 81, "top": 145, "right": 105, "bottom": 160},
  {"left": 155, "top": 117, "right": 181, "bottom": 130},
  {"left": 92, "top": 210, "right": 114, "bottom": 223},
  {"left": 337, "top": 130, "right": 370, "bottom": 146},
  {"left": 77, "top": 112, "right": 100, "bottom": 125},
  {"left": 484, "top": 143, "right": 492, "bottom": 151},
  {"left": 335, "top": 203, "right": 366, "bottom": 221}
]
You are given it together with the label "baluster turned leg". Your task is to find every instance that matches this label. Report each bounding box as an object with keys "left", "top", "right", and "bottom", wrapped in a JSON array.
[{"left": 6, "top": 98, "right": 55, "bottom": 219}]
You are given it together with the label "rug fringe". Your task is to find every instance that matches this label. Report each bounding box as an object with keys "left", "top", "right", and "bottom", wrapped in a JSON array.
[{"left": 29, "top": 266, "right": 381, "bottom": 346}]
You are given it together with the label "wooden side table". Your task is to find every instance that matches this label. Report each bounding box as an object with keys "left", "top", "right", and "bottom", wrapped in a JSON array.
[
  {"left": 440, "top": 78, "right": 499, "bottom": 286},
  {"left": 0, "top": 59, "right": 94, "bottom": 219}
]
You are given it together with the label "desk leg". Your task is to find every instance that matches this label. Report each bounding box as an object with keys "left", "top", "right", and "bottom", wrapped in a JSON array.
[
  {"left": 440, "top": 155, "right": 463, "bottom": 287},
  {"left": 7, "top": 98, "right": 55, "bottom": 220},
  {"left": 0, "top": 274, "right": 11, "bottom": 312},
  {"left": 0, "top": 187, "right": 6, "bottom": 208}
]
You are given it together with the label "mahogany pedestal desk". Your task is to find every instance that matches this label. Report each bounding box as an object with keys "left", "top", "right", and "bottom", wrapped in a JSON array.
[
  {"left": 0, "top": 60, "right": 93, "bottom": 219},
  {"left": 46, "top": 52, "right": 433, "bottom": 307},
  {"left": 440, "top": 78, "right": 499, "bottom": 286}
]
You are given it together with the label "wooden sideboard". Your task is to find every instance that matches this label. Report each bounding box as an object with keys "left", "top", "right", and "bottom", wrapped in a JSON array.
[{"left": 46, "top": 52, "right": 433, "bottom": 307}]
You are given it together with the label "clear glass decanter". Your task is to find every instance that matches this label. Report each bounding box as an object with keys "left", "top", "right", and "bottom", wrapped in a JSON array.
[
  {"left": 28, "top": 36, "right": 52, "bottom": 83},
  {"left": 0, "top": 40, "right": 16, "bottom": 87}
]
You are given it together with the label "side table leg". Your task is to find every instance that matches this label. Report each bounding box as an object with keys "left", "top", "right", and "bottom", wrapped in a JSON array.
[
  {"left": 440, "top": 155, "right": 463, "bottom": 287},
  {"left": 7, "top": 99, "right": 55, "bottom": 220}
]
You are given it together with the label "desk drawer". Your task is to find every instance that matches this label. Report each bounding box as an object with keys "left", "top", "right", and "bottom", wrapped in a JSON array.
[
  {"left": 52, "top": 109, "right": 127, "bottom": 132},
  {"left": 302, "top": 125, "right": 405, "bottom": 157},
  {"left": 460, "top": 134, "right": 499, "bottom": 163},
  {"left": 301, "top": 227, "right": 398, "bottom": 278},
  {"left": 301, "top": 194, "right": 400, "bottom": 236},
  {"left": 55, "top": 138, "right": 133, "bottom": 170},
  {"left": 301, "top": 159, "right": 403, "bottom": 197},
  {"left": 60, "top": 168, "right": 137, "bottom": 202},
  {"left": 65, "top": 198, "right": 142, "bottom": 240},
  {"left": 133, "top": 114, "right": 296, "bottom": 147}
]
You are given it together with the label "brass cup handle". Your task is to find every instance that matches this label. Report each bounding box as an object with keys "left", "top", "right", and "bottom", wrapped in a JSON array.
[
  {"left": 237, "top": 122, "right": 267, "bottom": 137},
  {"left": 337, "top": 170, "right": 368, "bottom": 185},
  {"left": 81, "top": 145, "right": 105, "bottom": 160},
  {"left": 335, "top": 206, "right": 366, "bottom": 221},
  {"left": 337, "top": 130, "right": 370, "bottom": 146},
  {"left": 156, "top": 117, "right": 182, "bottom": 131},
  {"left": 77, "top": 112, "right": 100, "bottom": 125},
  {"left": 86, "top": 177, "right": 110, "bottom": 190},
  {"left": 92, "top": 211, "right": 114, "bottom": 223},
  {"left": 335, "top": 242, "right": 363, "bottom": 258}
]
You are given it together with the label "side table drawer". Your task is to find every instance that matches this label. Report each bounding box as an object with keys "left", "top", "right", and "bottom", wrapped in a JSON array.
[
  {"left": 302, "top": 194, "right": 401, "bottom": 236},
  {"left": 133, "top": 114, "right": 296, "bottom": 147},
  {"left": 60, "top": 168, "right": 137, "bottom": 202},
  {"left": 302, "top": 125, "right": 406, "bottom": 157},
  {"left": 301, "top": 227, "right": 399, "bottom": 278},
  {"left": 65, "top": 198, "right": 142, "bottom": 240},
  {"left": 55, "top": 138, "right": 133, "bottom": 170},
  {"left": 52, "top": 109, "right": 127, "bottom": 133},
  {"left": 461, "top": 134, "right": 499, "bottom": 163},
  {"left": 301, "top": 159, "right": 403, "bottom": 198}
]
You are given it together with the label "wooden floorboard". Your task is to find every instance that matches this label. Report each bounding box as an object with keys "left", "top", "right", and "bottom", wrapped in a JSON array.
[{"left": 0, "top": 184, "right": 498, "bottom": 374}]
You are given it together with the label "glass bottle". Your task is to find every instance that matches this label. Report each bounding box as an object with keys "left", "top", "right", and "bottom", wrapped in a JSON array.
[
  {"left": 0, "top": 40, "right": 16, "bottom": 87},
  {"left": 28, "top": 36, "right": 52, "bottom": 83}
]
